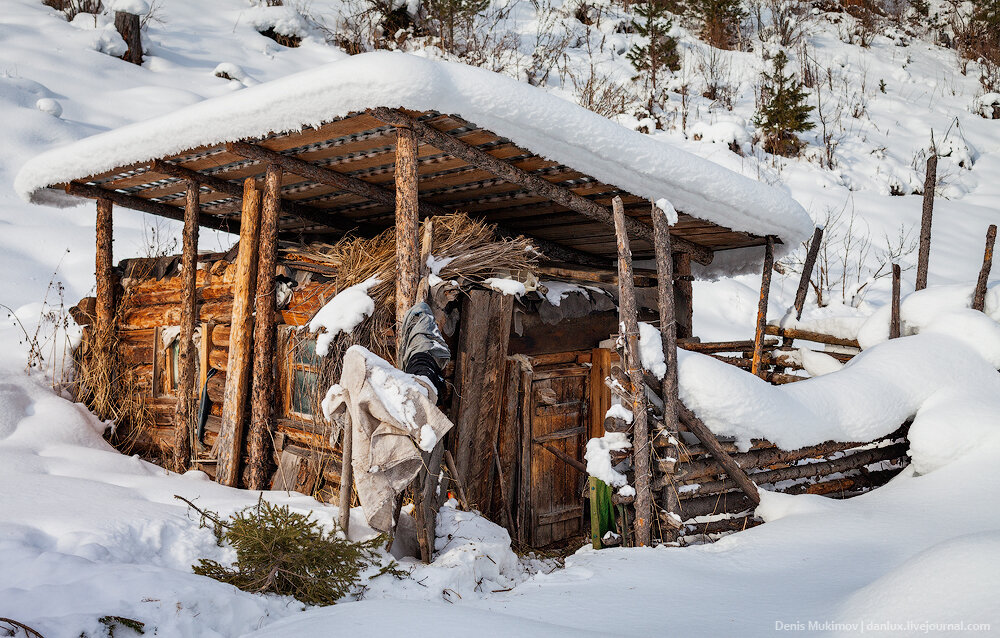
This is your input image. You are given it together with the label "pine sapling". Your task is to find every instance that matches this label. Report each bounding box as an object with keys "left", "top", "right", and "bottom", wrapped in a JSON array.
[
  {"left": 627, "top": 0, "right": 680, "bottom": 118},
  {"left": 754, "top": 50, "right": 815, "bottom": 156}
]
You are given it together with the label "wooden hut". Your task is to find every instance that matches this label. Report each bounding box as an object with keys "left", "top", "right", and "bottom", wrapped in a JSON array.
[{"left": 16, "top": 53, "right": 908, "bottom": 549}]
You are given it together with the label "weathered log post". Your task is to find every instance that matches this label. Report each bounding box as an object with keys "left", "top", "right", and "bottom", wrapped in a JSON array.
[
  {"left": 338, "top": 419, "right": 353, "bottom": 535},
  {"left": 394, "top": 125, "right": 421, "bottom": 362},
  {"left": 916, "top": 152, "right": 938, "bottom": 291},
  {"left": 751, "top": 237, "right": 775, "bottom": 378},
  {"left": 215, "top": 178, "right": 262, "bottom": 487},
  {"left": 651, "top": 201, "right": 682, "bottom": 541},
  {"left": 114, "top": 10, "right": 143, "bottom": 66},
  {"left": 94, "top": 198, "right": 115, "bottom": 421},
  {"left": 794, "top": 227, "right": 824, "bottom": 321},
  {"left": 246, "top": 165, "right": 281, "bottom": 491},
  {"left": 672, "top": 252, "right": 694, "bottom": 339},
  {"left": 972, "top": 224, "right": 997, "bottom": 312},
  {"left": 173, "top": 182, "right": 200, "bottom": 472},
  {"left": 889, "top": 263, "right": 901, "bottom": 339},
  {"left": 612, "top": 196, "right": 653, "bottom": 547}
]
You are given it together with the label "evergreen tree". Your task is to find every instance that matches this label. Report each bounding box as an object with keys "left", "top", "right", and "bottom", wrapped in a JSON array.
[
  {"left": 627, "top": 0, "right": 681, "bottom": 117},
  {"left": 754, "top": 50, "right": 814, "bottom": 156},
  {"left": 690, "top": 0, "right": 746, "bottom": 49}
]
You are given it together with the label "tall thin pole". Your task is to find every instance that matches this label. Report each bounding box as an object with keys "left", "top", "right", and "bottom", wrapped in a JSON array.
[
  {"left": 794, "top": 227, "right": 824, "bottom": 320},
  {"left": 173, "top": 181, "right": 200, "bottom": 472},
  {"left": 889, "top": 263, "right": 901, "bottom": 339},
  {"left": 751, "top": 237, "right": 775, "bottom": 378},
  {"left": 94, "top": 198, "right": 115, "bottom": 421},
  {"left": 916, "top": 152, "right": 938, "bottom": 291}
]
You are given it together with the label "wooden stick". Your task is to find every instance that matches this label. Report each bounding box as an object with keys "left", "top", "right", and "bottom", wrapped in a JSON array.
[
  {"left": 338, "top": 420, "right": 354, "bottom": 535},
  {"left": 589, "top": 476, "right": 602, "bottom": 549},
  {"left": 677, "top": 403, "right": 760, "bottom": 506},
  {"left": 246, "top": 165, "right": 281, "bottom": 491},
  {"left": 612, "top": 196, "right": 653, "bottom": 547},
  {"left": 67, "top": 181, "right": 239, "bottom": 235},
  {"left": 916, "top": 152, "right": 937, "bottom": 291},
  {"left": 371, "top": 107, "right": 715, "bottom": 266},
  {"left": 972, "top": 224, "right": 997, "bottom": 312},
  {"left": 763, "top": 325, "right": 860, "bottom": 348},
  {"left": 889, "top": 263, "right": 901, "bottom": 339},
  {"left": 751, "top": 237, "right": 775, "bottom": 378},
  {"left": 173, "top": 181, "right": 199, "bottom": 472},
  {"left": 215, "top": 178, "right": 262, "bottom": 487},
  {"left": 534, "top": 439, "right": 587, "bottom": 474},
  {"left": 794, "top": 226, "right": 824, "bottom": 320},
  {"left": 93, "top": 198, "right": 115, "bottom": 421}
]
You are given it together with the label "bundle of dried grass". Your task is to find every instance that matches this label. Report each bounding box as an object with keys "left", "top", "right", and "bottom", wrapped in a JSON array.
[{"left": 283, "top": 213, "right": 537, "bottom": 405}]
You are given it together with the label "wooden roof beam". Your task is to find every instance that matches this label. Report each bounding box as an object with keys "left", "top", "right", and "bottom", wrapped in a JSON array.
[
  {"left": 371, "top": 107, "right": 714, "bottom": 266},
  {"left": 66, "top": 181, "right": 240, "bottom": 235},
  {"left": 150, "top": 159, "right": 355, "bottom": 234},
  {"left": 228, "top": 139, "right": 607, "bottom": 267}
]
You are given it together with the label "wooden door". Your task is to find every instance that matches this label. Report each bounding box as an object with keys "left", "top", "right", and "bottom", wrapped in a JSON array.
[{"left": 528, "top": 364, "right": 589, "bottom": 546}]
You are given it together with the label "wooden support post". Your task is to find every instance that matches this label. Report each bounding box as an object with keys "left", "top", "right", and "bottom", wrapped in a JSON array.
[
  {"left": 589, "top": 476, "right": 602, "bottom": 550},
  {"left": 246, "top": 165, "right": 281, "bottom": 491},
  {"left": 972, "top": 224, "right": 997, "bottom": 312},
  {"left": 890, "top": 263, "right": 902, "bottom": 339},
  {"left": 672, "top": 252, "right": 694, "bottom": 339},
  {"left": 114, "top": 11, "right": 142, "bottom": 66},
  {"left": 338, "top": 422, "right": 353, "bottom": 535},
  {"left": 215, "top": 178, "right": 262, "bottom": 487},
  {"left": 651, "top": 201, "right": 682, "bottom": 542},
  {"left": 751, "top": 237, "right": 775, "bottom": 378},
  {"left": 916, "top": 152, "right": 937, "bottom": 291},
  {"left": 612, "top": 196, "right": 653, "bottom": 547},
  {"left": 394, "top": 125, "right": 421, "bottom": 360},
  {"left": 173, "top": 182, "right": 200, "bottom": 472},
  {"left": 677, "top": 403, "right": 760, "bottom": 506},
  {"left": 94, "top": 198, "right": 115, "bottom": 421},
  {"left": 794, "top": 227, "right": 824, "bottom": 321}
]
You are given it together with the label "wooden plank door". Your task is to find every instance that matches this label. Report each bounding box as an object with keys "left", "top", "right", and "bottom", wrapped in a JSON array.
[{"left": 528, "top": 364, "right": 589, "bottom": 546}]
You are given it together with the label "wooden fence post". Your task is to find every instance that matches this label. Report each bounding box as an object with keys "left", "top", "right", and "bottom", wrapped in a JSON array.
[
  {"left": 889, "top": 263, "right": 901, "bottom": 339},
  {"left": 94, "top": 198, "right": 115, "bottom": 421},
  {"left": 672, "top": 252, "right": 694, "bottom": 339},
  {"left": 394, "top": 125, "right": 420, "bottom": 361},
  {"left": 338, "top": 421, "right": 354, "bottom": 535},
  {"left": 173, "top": 181, "right": 200, "bottom": 472},
  {"left": 215, "top": 178, "right": 262, "bottom": 487},
  {"left": 246, "top": 165, "right": 281, "bottom": 491},
  {"left": 794, "top": 227, "right": 824, "bottom": 321},
  {"left": 612, "top": 196, "right": 652, "bottom": 547},
  {"left": 972, "top": 224, "right": 997, "bottom": 312},
  {"left": 916, "top": 152, "right": 937, "bottom": 291},
  {"left": 651, "top": 201, "right": 682, "bottom": 542},
  {"left": 751, "top": 237, "right": 775, "bottom": 378}
]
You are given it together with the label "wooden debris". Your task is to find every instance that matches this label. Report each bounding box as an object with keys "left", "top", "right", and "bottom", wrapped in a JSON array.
[{"left": 972, "top": 224, "right": 996, "bottom": 312}]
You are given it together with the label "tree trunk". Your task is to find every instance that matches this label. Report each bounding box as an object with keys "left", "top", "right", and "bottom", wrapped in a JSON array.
[
  {"left": 246, "top": 165, "right": 281, "bottom": 490},
  {"left": 94, "top": 198, "right": 115, "bottom": 421},
  {"left": 173, "top": 182, "right": 199, "bottom": 472},
  {"left": 612, "top": 196, "right": 653, "bottom": 547},
  {"left": 215, "top": 178, "right": 262, "bottom": 487},
  {"left": 794, "top": 227, "right": 824, "bottom": 320},
  {"left": 889, "top": 263, "right": 901, "bottom": 339},
  {"left": 916, "top": 153, "right": 937, "bottom": 291},
  {"left": 114, "top": 11, "right": 143, "bottom": 66},
  {"left": 672, "top": 252, "right": 693, "bottom": 338},
  {"left": 394, "top": 125, "right": 420, "bottom": 361}
]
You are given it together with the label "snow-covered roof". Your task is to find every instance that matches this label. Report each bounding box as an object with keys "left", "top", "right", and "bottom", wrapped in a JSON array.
[{"left": 15, "top": 51, "right": 812, "bottom": 260}]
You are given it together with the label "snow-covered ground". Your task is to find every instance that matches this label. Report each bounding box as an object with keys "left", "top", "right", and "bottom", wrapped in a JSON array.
[{"left": 1, "top": 0, "right": 998, "bottom": 635}]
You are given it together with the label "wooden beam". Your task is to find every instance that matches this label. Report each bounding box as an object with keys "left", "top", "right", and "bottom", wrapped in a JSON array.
[
  {"left": 93, "top": 198, "right": 116, "bottom": 422},
  {"left": 751, "top": 237, "right": 774, "bottom": 378},
  {"left": 535, "top": 439, "right": 587, "bottom": 473},
  {"left": 246, "top": 165, "right": 281, "bottom": 491},
  {"left": 151, "top": 159, "right": 359, "bottom": 234},
  {"left": 612, "top": 196, "right": 653, "bottom": 547},
  {"left": 916, "top": 152, "right": 937, "bottom": 291},
  {"left": 173, "top": 181, "right": 200, "bottom": 473},
  {"left": 972, "top": 224, "right": 997, "bottom": 312},
  {"left": 763, "top": 325, "right": 860, "bottom": 348},
  {"left": 67, "top": 181, "right": 239, "bottom": 235},
  {"left": 677, "top": 403, "right": 760, "bottom": 506},
  {"left": 651, "top": 201, "right": 681, "bottom": 543},
  {"left": 794, "top": 226, "right": 824, "bottom": 320},
  {"left": 215, "top": 178, "right": 262, "bottom": 487},
  {"left": 370, "top": 107, "right": 715, "bottom": 266},
  {"left": 890, "top": 263, "right": 901, "bottom": 339}
]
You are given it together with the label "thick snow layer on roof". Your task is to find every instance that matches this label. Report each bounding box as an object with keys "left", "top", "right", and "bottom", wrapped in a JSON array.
[{"left": 14, "top": 51, "right": 812, "bottom": 250}]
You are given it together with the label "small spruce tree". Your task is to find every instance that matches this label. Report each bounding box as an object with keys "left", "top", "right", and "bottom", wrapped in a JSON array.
[
  {"left": 425, "top": 0, "right": 490, "bottom": 54},
  {"left": 754, "top": 50, "right": 815, "bottom": 156},
  {"left": 690, "top": 0, "right": 746, "bottom": 49},
  {"left": 627, "top": 0, "right": 681, "bottom": 118}
]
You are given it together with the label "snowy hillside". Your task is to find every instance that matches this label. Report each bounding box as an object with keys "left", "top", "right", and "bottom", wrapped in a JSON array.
[{"left": 1, "top": 0, "right": 998, "bottom": 635}]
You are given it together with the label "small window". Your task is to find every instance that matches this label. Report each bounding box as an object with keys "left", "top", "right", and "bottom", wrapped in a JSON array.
[
  {"left": 154, "top": 326, "right": 199, "bottom": 398},
  {"left": 287, "top": 334, "right": 320, "bottom": 418}
]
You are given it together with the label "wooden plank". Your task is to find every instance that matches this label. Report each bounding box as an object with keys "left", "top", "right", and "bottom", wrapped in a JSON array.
[
  {"left": 589, "top": 348, "right": 612, "bottom": 440},
  {"left": 214, "top": 178, "right": 262, "bottom": 487},
  {"left": 452, "top": 290, "right": 515, "bottom": 513}
]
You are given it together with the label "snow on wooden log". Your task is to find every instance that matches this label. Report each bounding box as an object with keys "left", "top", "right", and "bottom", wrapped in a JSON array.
[
  {"left": 972, "top": 224, "right": 996, "bottom": 312},
  {"left": 372, "top": 107, "right": 716, "bottom": 266},
  {"left": 172, "top": 181, "right": 199, "bottom": 472},
  {"left": 215, "top": 178, "right": 262, "bottom": 487},
  {"left": 613, "top": 196, "right": 653, "bottom": 546},
  {"left": 916, "top": 152, "right": 937, "bottom": 291}
]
